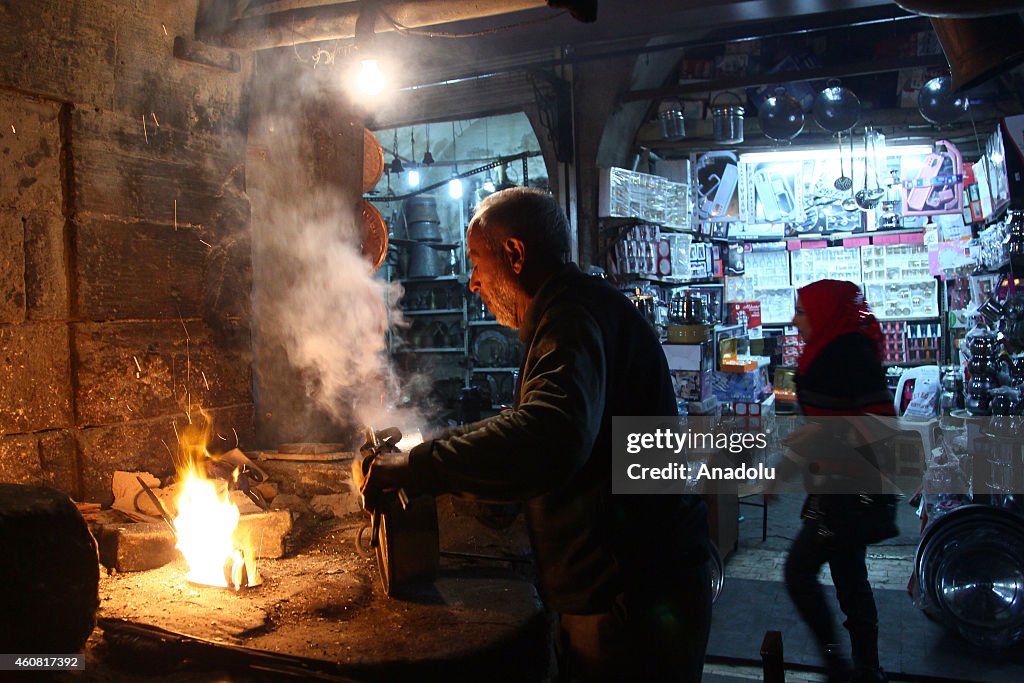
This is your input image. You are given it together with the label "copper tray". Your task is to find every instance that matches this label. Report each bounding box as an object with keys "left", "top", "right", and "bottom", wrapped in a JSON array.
[
  {"left": 361, "top": 199, "right": 389, "bottom": 272},
  {"left": 363, "top": 128, "right": 384, "bottom": 193}
]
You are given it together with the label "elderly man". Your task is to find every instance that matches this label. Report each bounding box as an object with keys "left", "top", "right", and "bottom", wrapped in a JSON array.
[{"left": 361, "top": 187, "right": 711, "bottom": 681}]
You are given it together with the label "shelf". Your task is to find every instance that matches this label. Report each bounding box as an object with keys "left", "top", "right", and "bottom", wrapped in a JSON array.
[
  {"left": 400, "top": 275, "right": 462, "bottom": 283},
  {"left": 618, "top": 275, "right": 723, "bottom": 287},
  {"left": 468, "top": 319, "right": 501, "bottom": 327},
  {"left": 403, "top": 308, "right": 463, "bottom": 316},
  {"left": 396, "top": 347, "right": 465, "bottom": 353},
  {"left": 472, "top": 367, "right": 518, "bottom": 373}
]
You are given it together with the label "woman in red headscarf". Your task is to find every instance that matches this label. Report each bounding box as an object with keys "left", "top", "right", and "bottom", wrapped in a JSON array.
[{"left": 785, "top": 279, "right": 896, "bottom": 683}]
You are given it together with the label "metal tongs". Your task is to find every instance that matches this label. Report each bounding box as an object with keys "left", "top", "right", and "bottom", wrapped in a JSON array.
[{"left": 358, "top": 426, "right": 408, "bottom": 549}]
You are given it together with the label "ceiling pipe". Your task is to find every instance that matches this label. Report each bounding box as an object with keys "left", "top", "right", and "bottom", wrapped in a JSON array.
[{"left": 198, "top": 0, "right": 550, "bottom": 50}]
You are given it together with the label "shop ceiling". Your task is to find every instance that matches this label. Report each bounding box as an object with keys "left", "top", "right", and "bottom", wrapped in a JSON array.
[{"left": 198, "top": 1, "right": 933, "bottom": 88}]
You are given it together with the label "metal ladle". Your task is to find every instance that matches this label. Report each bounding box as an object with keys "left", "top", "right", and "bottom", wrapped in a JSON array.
[
  {"left": 841, "top": 130, "right": 859, "bottom": 211},
  {"left": 855, "top": 128, "right": 885, "bottom": 211},
  {"left": 834, "top": 130, "right": 852, "bottom": 191}
]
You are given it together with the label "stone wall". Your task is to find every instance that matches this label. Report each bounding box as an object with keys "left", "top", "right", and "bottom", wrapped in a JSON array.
[{"left": 0, "top": 1, "right": 255, "bottom": 502}]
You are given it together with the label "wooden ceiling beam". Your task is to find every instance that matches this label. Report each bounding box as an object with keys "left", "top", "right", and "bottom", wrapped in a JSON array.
[{"left": 196, "top": 0, "right": 549, "bottom": 50}]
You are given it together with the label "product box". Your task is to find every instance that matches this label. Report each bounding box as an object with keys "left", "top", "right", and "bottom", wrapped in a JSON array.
[
  {"left": 672, "top": 370, "right": 713, "bottom": 402},
  {"left": 712, "top": 368, "right": 768, "bottom": 403},
  {"left": 663, "top": 341, "right": 714, "bottom": 372},
  {"left": 729, "top": 301, "right": 762, "bottom": 329}
]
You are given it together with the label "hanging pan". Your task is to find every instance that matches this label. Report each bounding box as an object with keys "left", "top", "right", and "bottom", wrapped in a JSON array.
[
  {"left": 361, "top": 199, "right": 389, "bottom": 272},
  {"left": 363, "top": 129, "right": 385, "bottom": 193}
]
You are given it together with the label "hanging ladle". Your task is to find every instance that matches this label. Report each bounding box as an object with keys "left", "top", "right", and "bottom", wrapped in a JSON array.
[
  {"left": 834, "top": 130, "right": 852, "bottom": 191},
  {"left": 855, "top": 127, "right": 885, "bottom": 211},
  {"left": 842, "top": 130, "right": 859, "bottom": 212}
]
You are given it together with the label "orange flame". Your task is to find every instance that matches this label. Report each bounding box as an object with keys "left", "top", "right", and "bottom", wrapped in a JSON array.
[{"left": 172, "top": 409, "right": 257, "bottom": 589}]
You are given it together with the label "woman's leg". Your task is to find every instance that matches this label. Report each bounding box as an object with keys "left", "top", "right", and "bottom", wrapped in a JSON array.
[
  {"left": 785, "top": 522, "right": 851, "bottom": 681},
  {"left": 827, "top": 540, "right": 886, "bottom": 682}
]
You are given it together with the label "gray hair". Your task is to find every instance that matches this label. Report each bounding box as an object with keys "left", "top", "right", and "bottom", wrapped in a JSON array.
[{"left": 469, "top": 187, "right": 571, "bottom": 268}]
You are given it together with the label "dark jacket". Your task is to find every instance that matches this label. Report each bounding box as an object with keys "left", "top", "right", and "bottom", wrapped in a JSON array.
[
  {"left": 409, "top": 263, "right": 708, "bottom": 613},
  {"left": 794, "top": 332, "right": 898, "bottom": 543}
]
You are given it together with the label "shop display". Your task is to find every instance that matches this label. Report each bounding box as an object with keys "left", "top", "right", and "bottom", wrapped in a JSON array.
[
  {"left": 900, "top": 140, "right": 963, "bottom": 216},
  {"left": 694, "top": 151, "right": 740, "bottom": 221},
  {"left": 790, "top": 246, "right": 861, "bottom": 287}
]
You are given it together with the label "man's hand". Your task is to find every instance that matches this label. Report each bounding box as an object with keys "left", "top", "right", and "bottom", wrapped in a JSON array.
[{"left": 353, "top": 452, "right": 414, "bottom": 512}]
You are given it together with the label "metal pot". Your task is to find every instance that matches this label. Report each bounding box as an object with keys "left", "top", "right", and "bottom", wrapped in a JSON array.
[
  {"left": 406, "top": 220, "right": 443, "bottom": 242},
  {"left": 403, "top": 195, "right": 440, "bottom": 224},
  {"left": 375, "top": 495, "right": 440, "bottom": 597},
  {"left": 659, "top": 109, "right": 686, "bottom": 141},
  {"left": 406, "top": 242, "right": 443, "bottom": 278},
  {"left": 711, "top": 93, "right": 745, "bottom": 145}
]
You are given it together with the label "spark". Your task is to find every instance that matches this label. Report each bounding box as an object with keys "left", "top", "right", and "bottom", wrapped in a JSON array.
[
  {"left": 199, "top": 239, "right": 212, "bottom": 248},
  {"left": 133, "top": 355, "right": 142, "bottom": 378},
  {"left": 172, "top": 421, "right": 181, "bottom": 445},
  {"left": 10, "top": 125, "right": 14, "bottom": 134},
  {"left": 232, "top": 428, "right": 239, "bottom": 448},
  {"left": 142, "top": 114, "right": 148, "bottom": 144},
  {"left": 162, "top": 24, "right": 168, "bottom": 36},
  {"left": 217, "top": 433, "right": 228, "bottom": 441},
  {"left": 174, "top": 199, "right": 178, "bottom": 230},
  {"left": 161, "top": 439, "right": 173, "bottom": 458},
  {"left": 202, "top": 371, "right": 210, "bottom": 390},
  {"left": 151, "top": 112, "right": 160, "bottom": 127}
]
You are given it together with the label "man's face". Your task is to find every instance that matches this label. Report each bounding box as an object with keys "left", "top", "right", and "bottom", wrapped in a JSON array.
[{"left": 467, "top": 225, "right": 521, "bottom": 329}]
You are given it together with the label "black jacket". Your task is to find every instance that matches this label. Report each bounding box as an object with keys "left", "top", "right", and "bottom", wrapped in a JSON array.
[{"left": 409, "top": 263, "right": 708, "bottom": 613}]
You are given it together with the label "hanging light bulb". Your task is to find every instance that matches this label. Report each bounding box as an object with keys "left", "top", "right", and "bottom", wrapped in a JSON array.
[
  {"left": 448, "top": 173, "right": 463, "bottom": 199},
  {"left": 448, "top": 121, "right": 462, "bottom": 199},
  {"left": 481, "top": 118, "right": 496, "bottom": 192},
  {"left": 353, "top": 6, "right": 386, "bottom": 98},
  {"left": 407, "top": 168, "right": 421, "bottom": 188}
]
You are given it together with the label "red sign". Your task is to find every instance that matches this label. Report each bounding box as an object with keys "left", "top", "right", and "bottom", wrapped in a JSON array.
[{"left": 729, "top": 301, "right": 762, "bottom": 329}]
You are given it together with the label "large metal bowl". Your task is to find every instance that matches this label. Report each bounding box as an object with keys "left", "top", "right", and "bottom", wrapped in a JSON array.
[{"left": 915, "top": 504, "right": 1024, "bottom": 648}]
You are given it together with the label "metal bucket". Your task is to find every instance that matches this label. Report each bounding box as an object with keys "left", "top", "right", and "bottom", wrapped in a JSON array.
[
  {"left": 407, "top": 242, "right": 443, "bottom": 278},
  {"left": 659, "top": 110, "right": 686, "bottom": 141},
  {"left": 406, "top": 220, "right": 442, "bottom": 242},
  {"left": 711, "top": 93, "right": 745, "bottom": 145},
  {"left": 403, "top": 195, "right": 440, "bottom": 224}
]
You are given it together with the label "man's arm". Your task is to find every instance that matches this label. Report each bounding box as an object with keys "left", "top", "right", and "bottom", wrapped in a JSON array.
[{"left": 402, "top": 305, "right": 607, "bottom": 503}]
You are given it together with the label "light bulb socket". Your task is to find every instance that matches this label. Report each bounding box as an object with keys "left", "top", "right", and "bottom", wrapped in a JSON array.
[
  {"left": 421, "top": 151, "right": 435, "bottom": 166},
  {"left": 390, "top": 157, "right": 404, "bottom": 174}
]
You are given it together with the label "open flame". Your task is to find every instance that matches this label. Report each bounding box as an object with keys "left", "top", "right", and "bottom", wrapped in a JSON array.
[{"left": 172, "top": 410, "right": 258, "bottom": 590}]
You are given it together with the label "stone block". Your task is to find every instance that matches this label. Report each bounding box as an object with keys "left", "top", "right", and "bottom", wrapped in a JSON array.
[
  {"left": 0, "top": 209, "right": 25, "bottom": 324},
  {"left": 258, "top": 458, "right": 355, "bottom": 497},
  {"left": 98, "top": 521, "right": 177, "bottom": 572},
  {"left": 24, "top": 209, "right": 68, "bottom": 320},
  {"left": 0, "top": 92, "right": 62, "bottom": 211},
  {"left": 235, "top": 509, "right": 292, "bottom": 559},
  {"left": 0, "top": 430, "right": 77, "bottom": 496},
  {"left": 0, "top": 322, "right": 73, "bottom": 434},
  {"left": 77, "top": 404, "right": 255, "bottom": 503},
  {"left": 72, "top": 319, "right": 252, "bottom": 425},
  {"left": 310, "top": 491, "right": 361, "bottom": 518}
]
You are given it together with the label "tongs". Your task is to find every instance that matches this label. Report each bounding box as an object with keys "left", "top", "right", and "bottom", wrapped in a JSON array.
[{"left": 357, "top": 427, "right": 408, "bottom": 549}]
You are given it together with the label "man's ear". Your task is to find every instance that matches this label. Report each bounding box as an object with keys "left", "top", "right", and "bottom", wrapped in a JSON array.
[{"left": 503, "top": 237, "right": 526, "bottom": 274}]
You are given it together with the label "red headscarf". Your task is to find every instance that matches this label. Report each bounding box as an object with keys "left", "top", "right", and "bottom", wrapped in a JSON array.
[{"left": 796, "top": 279, "right": 884, "bottom": 376}]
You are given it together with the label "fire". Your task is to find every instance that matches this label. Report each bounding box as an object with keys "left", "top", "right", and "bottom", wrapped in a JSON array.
[
  {"left": 171, "top": 410, "right": 258, "bottom": 589},
  {"left": 175, "top": 465, "right": 241, "bottom": 587}
]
